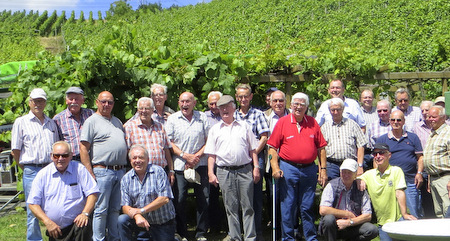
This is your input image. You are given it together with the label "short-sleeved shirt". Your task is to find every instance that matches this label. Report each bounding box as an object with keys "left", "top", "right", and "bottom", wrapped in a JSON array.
[
  {"left": 315, "top": 97, "right": 366, "bottom": 127},
  {"left": 361, "top": 106, "right": 379, "bottom": 127},
  {"left": 366, "top": 120, "right": 391, "bottom": 149},
  {"left": 413, "top": 120, "right": 431, "bottom": 150},
  {"left": 392, "top": 106, "right": 422, "bottom": 132},
  {"left": 320, "top": 181, "right": 372, "bottom": 214},
  {"left": 165, "top": 111, "right": 209, "bottom": 170},
  {"left": 267, "top": 114, "right": 327, "bottom": 164},
  {"left": 205, "top": 110, "right": 221, "bottom": 128},
  {"left": 377, "top": 131, "right": 422, "bottom": 183},
  {"left": 124, "top": 118, "right": 171, "bottom": 168},
  {"left": 121, "top": 164, "right": 175, "bottom": 225},
  {"left": 321, "top": 118, "right": 368, "bottom": 161},
  {"left": 234, "top": 107, "right": 270, "bottom": 139},
  {"left": 265, "top": 109, "right": 290, "bottom": 135},
  {"left": 53, "top": 108, "right": 94, "bottom": 157},
  {"left": 80, "top": 113, "right": 127, "bottom": 166},
  {"left": 27, "top": 161, "right": 99, "bottom": 228},
  {"left": 359, "top": 165, "right": 406, "bottom": 226},
  {"left": 204, "top": 120, "right": 258, "bottom": 167},
  {"left": 423, "top": 124, "right": 450, "bottom": 176},
  {"left": 11, "top": 112, "right": 60, "bottom": 165}
]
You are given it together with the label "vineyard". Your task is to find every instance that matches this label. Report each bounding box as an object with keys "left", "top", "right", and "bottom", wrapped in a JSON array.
[{"left": 0, "top": 0, "right": 449, "bottom": 140}]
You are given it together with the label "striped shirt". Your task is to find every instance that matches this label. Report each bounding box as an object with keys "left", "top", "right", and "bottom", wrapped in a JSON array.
[
  {"left": 121, "top": 164, "right": 175, "bottom": 225},
  {"left": 53, "top": 108, "right": 94, "bottom": 156},
  {"left": 361, "top": 106, "right": 379, "bottom": 127},
  {"left": 413, "top": 120, "right": 431, "bottom": 151},
  {"left": 366, "top": 119, "right": 391, "bottom": 149},
  {"left": 234, "top": 107, "right": 269, "bottom": 139},
  {"left": 11, "top": 112, "right": 60, "bottom": 165},
  {"left": 124, "top": 118, "right": 171, "bottom": 168},
  {"left": 392, "top": 105, "right": 422, "bottom": 132},
  {"left": 321, "top": 118, "right": 368, "bottom": 161},
  {"left": 423, "top": 124, "right": 450, "bottom": 176}
]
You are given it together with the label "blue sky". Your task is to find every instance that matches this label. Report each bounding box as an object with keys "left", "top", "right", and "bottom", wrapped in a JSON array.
[{"left": 1, "top": 0, "right": 212, "bottom": 18}]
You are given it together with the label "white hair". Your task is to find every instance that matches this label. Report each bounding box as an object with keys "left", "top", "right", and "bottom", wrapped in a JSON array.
[
  {"left": 208, "top": 91, "right": 223, "bottom": 99},
  {"left": 150, "top": 83, "right": 168, "bottom": 95},
  {"left": 137, "top": 97, "right": 154, "bottom": 109},
  {"left": 328, "top": 98, "right": 344, "bottom": 108},
  {"left": 291, "top": 92, "right": 309, "bottom": 106}
]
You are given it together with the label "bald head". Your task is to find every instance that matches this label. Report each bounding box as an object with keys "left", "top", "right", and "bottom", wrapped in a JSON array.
[
  {"left": 96, "top": 91, "right": 114, "bottom": 117},
  {"left": 178, "top": 92, "right": 196, "bottom": 118}
]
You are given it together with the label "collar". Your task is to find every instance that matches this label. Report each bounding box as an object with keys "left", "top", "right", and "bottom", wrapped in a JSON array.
[
  {"left": 378, "top": 119, "right": 390, "bottom": 126},
  {"left": 376, "top": 164, "right": 392, "bottom": 177},
  {"left": 26, "top": 111, "right": 50, "bottom": 123},
  {"left": 332, "top": 117, "right": 347, "bottom": 126},
  {"left": 269, "top": 108, "right": 289, "bottom": 119},
  {"left": 290, "top": 113, "right": 308, "bottom": 124},
  {"left": 131, "top": 164, "right": 154, "bottom": 179},
  {"left": 387, "top": 130, "right": 407, "bottom": 139},
  {"left": 50, "top": 161, "right": 74, "bottom": 176},
  {"left": 220, "top": 119, "right": 240, "bottom": 128}
]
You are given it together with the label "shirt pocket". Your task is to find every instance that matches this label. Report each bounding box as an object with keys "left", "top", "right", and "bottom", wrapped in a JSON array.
[{"left": 67, "top": 184, "right": 82, "bottom": 200}]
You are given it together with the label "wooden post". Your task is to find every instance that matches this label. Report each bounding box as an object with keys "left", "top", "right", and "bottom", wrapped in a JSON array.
[{"left": 285, "top": 82, "right": 292, "bottom": 107}]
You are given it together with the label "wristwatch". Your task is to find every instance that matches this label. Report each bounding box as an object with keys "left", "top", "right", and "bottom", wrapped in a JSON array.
[
  {"left": 180, "top": 152, "right": 184, "bottom": 158},
  {"left": 358, "top": 163, "right": 363, "bottom": 167},
  {"left": 140, "top": 208, "right": 145, "bottom": 214},
  {"left": 349, "top": 219, "right": 354, "bottom": 226},
  {"left": 82, "top": 212, "right": 89, "bottom": 217}
]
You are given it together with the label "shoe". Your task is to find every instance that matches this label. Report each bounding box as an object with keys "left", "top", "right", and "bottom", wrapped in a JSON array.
[
  {"left": 222, "top": 235, "right": 232, "bottom": 241},
  {"left": 197, "top": 236, "right": 207, "bottom": 241},
  {"left": 175, "top": 233, "right": 188, "bottom": 241}
]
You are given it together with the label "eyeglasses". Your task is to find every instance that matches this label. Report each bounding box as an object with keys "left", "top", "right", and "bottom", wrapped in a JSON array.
[
  {"left": 397, "top": 99, "right": 409, "bottom": 103},
  {"left": 52, "top": 153, "right": 70, "bottom": 159},
  {"left": 291, "top": 102, "right": 306, "bottom": 107},
  {"left": 372, "top": 150, "right": 387, "bottom": 156},
  {"left": 152, "top": 93, "right": 165, "bottom": 97},
  {"left": 98, "top": 99, "right": 114, "bottom": 105},
  {"left": 377, "top": 109, "right": 388, "bottom": 113},
  {"left": 271, "top": 99, "right": 285, "bottom": 103},
  {"left": 138, "top": 107, "right": 153, "bottom": 111},
  {"left": 390, "top": 118, "right": 402, "bottom": 122},
  {"left": 237, "top": 94, "right": 251, "bottom": 100},
  {"left": 330, "top": 108, "right": 343, "bottom": 112}
]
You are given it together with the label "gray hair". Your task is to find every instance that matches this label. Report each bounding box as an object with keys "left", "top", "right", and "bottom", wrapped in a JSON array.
[
  {"left": 431, "top": 105, "right": 446, "bottom": 117},
  {"left": 52, "top": 141, "right": 72, "bottom": 154},
  {"left": 235, "top": 83, "right": 252, "bottom": 93},
  {"left": 420, "top": 100, "right": 434, "bottom": 109},
  {"left": 360, "top": 89, "right": 374, "bottom": 98},
  {"left": 377, "top": 99, "right": 392, "bottom": 110},
  {"left": 291, "top": 92, "right": 309, "bottom": 106},
  {"left": 270, "top": 90, "right": 286, "bottom": 101},
  {"left": 150, "top": 83, "right": 168, "bottom": 95},
  {"left": 208, "top": 91, "right": 223, "bottom": 99},
  {"left": 137, "top": 97, "right": 154, "bottom": 109},
  {"left": 395, "top": 88, "right": 410, "bottom": 100},
  {"left": 128, "top": 144, "right": 149, "bottom": 160},
  {"left": 328, "top": 97, "right": 345, "bottom": 109}
]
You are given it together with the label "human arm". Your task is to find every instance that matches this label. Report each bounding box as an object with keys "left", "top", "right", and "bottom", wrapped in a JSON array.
[
  {"left": 28, "top": 204, "right": 62, "bottom": 238},
  {"left": 73, "top": 193, "right": 98, "bottom": 227},
  {"left": 164, "top": 149, "right": 175, "bottom": 185},
  {"left": 336, "top": 213, "right": 371, "bottom": 230},
  {"left": 415, "top": 154, "right": 424, "bottom": 189},
  {"left": 318, "top": 147, "right": 327, "bottom": 187},
  {"left": 395, "top": 189, "right": 417, "bottom": 220},
  {"left": 80, "top": 141, "right": 94, "bottom": 179},
  {"left": 251, "top": 149, "right": 261, "bottom": 184},
  {"left": 269, "top": 147, "right": 283, "bottom": 179},
  {"left": 11, "top": 149, "right": 23, "bottom": 170},
  {"left": 122, "top": 196, "right": 170, "bottom": 230},
  {"left": 447, "top": 181, "right": 450, "bottom": 199},
  {"left": 208, "top": 155, "right": 219, "bottom": 187},
  {"left": 255, "top": 132, "right": 268, "bottom": 155},
  {"left": 319, "top": 206, "right": 356, "bottom": 219},
  {"left": 356, "top": 147, "right": 364, "bottom": 176},
  {"left": 170, "top": 142, "right": 200, "bottom": 169}
]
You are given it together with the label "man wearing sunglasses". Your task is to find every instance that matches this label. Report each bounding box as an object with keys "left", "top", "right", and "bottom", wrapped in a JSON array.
[
  {"left": 392, "top": 88, "right": 422, "bottom": 132},
  {"left": 28, "top": 141, "right": 99, "bottom": 241},
  {"left": 358, "top": 143, "right": 417, "bottom": 241}
]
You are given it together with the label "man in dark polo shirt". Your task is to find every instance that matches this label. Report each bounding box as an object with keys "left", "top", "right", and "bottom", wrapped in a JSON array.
[{"left": 268, "top": 92, "right": 327, "bottom": 241}]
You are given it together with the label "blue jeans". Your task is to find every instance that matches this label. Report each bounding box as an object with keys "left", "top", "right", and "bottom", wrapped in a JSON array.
[
  {"left": 405, "top": 182, "right": 423, "bottom": 218},
  {"left": 253, "top": 152, "right": 265, "bottom": 237},
  {"left": 118, "top": 214, "right": 175, "bottom": 241},
  {"left": 92, "top": 167, "right": 125, "bottom": 241},
  {"left": 174, "top": 166, "right": 209, "bottom": 238},
  {"left": 326, "top": 161, "right": 340, "bottom": 181},
  {"left": 24, "top": 165, "right": 44, "bottom": 241},
  {"left": 279, "top": 161, "right": 318, "bottom": 241}
]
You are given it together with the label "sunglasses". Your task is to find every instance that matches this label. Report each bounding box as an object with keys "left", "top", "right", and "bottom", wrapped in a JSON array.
[
  {"left": 377, "top": 109, "right": 388, "bottom": 113},
  {"left": 390, "top": 118, "right": 402, "bottom": 122},
  {"left": 52, "top": 153, "right": 70, "bottom": 159},
  {"left": 98, "top": 100, "right": 114, "bottom": 105},
  {"left": 372, "top": 150, "right": 387, "bottom": 156}
]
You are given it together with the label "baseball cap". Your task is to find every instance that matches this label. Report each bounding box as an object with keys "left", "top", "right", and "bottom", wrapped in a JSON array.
[
  {"left": 66, "top": 87, "right": 84, "bottom": 95},
  {"left": 217, "top": 95, "right": 234, "bottom": 106},
  {"left": 373, "top": 143, "right": 390, "bottom": 152},
  {"left": 265, "top": 87, "right": 278, "bottom": 94},
  {"left": 29, "top": 88, "right": 47, "bottom": 100},
  {"left": 340, "top": 159, "right": 358, "bottom": 172},
  {"left": 435, "top": 96, "right": 445, "bottom": 104}
]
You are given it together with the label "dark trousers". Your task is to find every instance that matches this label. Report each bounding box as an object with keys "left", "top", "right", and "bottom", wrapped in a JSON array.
[
  {"left": 319, "top": 214, "right": 378, "bottom": 241},
  {"left": 47, "top": 221, "right": 92, "bottom": 241}
]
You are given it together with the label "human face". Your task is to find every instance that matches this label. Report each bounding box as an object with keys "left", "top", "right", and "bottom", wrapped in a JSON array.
[
  {"left": 219, "top": 102, "right": 236, "bottom": 124},
  {"left": 29, "top": 98, "right": 46, "bottom": 116},
  {"left": 340, "top": 169, "right": 357, "bottom": 187},
  {"left": 66, "top": 93, "right": 84, "bottom": 115},
  {"left": 328, "top": 80, "right": 344, "bottom": 99},
  {"left": 208, "top": 94, "right": 221, "bottom": 115},
  {"left": 395, "top": 92, "right": 410, "bottom": 112},
  {"left": 389, "top": 110, "right": 405, "bottom": 131},
  {"left": 129, "top": 147, "right": 149, "bottom": 175},
  {"left": 96, "top": 91, "right": 114, "bottom": 117},
  {"left": 420, "top": 103, "right": 432, "bottom": 120},
  {"left": 376, "top": 102, "right": 390, "bottom": 122},
  {"left": 178, "top": 92, "right": 196, "bottom": 118},
  {"left": 427, "top": 108, "right": 446, "bottom": 130},
  {"left": 360, "top": 91, "right": 374, "bottom": 108},
  {"left": 51, "top": 143, "right": 72, "bottom": 173},
  {"left": 236, "top": 88, "right": 253, "bottom": 109},
  {"left": 138, "top": 100, "right": 153, "bottom": 124},
  {"left": 152, "top": 87, "right": 167, "bottom": 108},
  {"left": 270, "top": 91, "right": 286, "bottom": 116},
  {"left": 372, "top": 149, "right": 391, "bottom": 170},
  {"left": 329, "top": 104, "right": 344, "bottom": 123},
  {"left": 290, "top": 98, "right": 307, "bottom": 119}
]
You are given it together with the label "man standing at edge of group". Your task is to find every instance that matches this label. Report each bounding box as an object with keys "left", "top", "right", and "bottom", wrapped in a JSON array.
[
  {"left": 28, "top": 141, "right": 99, "bottom": 241},
  {"left": 315, "top": 79, "right": 366, "bottom": 131},
  {"left": 205, "top": 95, "right": 260, "bottom": 241},
  {"left": 423, "top": 105, "right": 450, "bottom": 218},
  {"left": 80, "top": 91, "right": 128, "bottom": 241},
  {"left": 358, "top": 143, "right": 417, "bottom": 241},
  {"left": 11, "top": 88, "right": 60, "bottom": 241},
  {"left": 165, "top": 92, "right": 210, "bottom": 241},
  {"left": 392, "top": 88, "right": 422, "bottom": 132},
  {"left": 234, "top": 83, "right": 269, "bottom": 240},
  {"left": 268, "top": 92, "right": 327, "bottom": 241},
  {"left": 53, "top": 87, "right": 94, "bottom": 162}
]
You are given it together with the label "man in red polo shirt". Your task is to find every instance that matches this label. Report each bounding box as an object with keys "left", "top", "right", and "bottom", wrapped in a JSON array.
[{"left": 268, "top": 92, "right": 327, "bottom": 241}]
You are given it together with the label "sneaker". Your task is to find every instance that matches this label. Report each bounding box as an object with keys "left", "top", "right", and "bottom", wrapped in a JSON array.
[
  {"left": 175, "top": 233, "right": 188, "bottom": 241},
  {"left": 197, "top": 236, "right": 207, "bottom": 241}
]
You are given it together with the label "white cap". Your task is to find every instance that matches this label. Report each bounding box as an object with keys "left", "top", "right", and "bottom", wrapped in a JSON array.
[
  {"left": 29, "top": 88, "right": 47, "bottom": 100},
  {"left": 340, "top": 159, "right": 358, "bottom": 172}
]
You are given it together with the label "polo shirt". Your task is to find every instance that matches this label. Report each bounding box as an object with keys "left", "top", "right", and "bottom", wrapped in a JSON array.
[
  {"left": 267, "top": 114, "right": 327, "bottom": 164},
  {"left": 359, "top": 165, "right": 406, "bottom": 226}
]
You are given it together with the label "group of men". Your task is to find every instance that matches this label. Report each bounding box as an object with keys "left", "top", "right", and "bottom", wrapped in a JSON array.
[{"left": 10, "top": 79, "right": 450, "bottom": 241}]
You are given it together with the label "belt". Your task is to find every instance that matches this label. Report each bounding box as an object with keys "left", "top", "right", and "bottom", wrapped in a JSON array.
[
  {"left": 24, "top": 163, "right": 50, "bottom": 167},
  {"left": 327, "top": 158, "right": 344, "bottom": 165},
  {"left": 429, "top": 171, "right": 450, "bottom": 178},
  {"left": 72, "top": 154, "right": 81, "bottom": 160},
  {"left": 281, "top": 159, "right": 314, "bottom": 168},
  {"left": 218, "top": 162, "right": 251, "bottom": 170},
  {"left": 92, "top": 164, "right": 125, "bottom": 171}
]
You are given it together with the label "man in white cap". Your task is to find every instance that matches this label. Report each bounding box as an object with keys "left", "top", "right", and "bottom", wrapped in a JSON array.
[
  {"left": 53, "top": 87, "right": 94, "bottom": 161},
  {"left": 319, "top": 159, "right": 378, "bottom": 241},
  {"left": 11, "top": 88, "right": 60, "bottom": 241}
]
